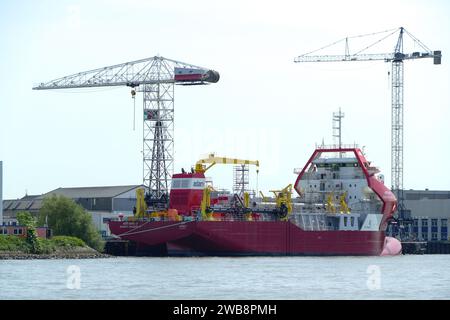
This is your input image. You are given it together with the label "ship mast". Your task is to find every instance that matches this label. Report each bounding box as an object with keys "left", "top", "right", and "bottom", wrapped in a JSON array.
[{"left": 333, "top": 108, "right": 345, "bottom": 158}]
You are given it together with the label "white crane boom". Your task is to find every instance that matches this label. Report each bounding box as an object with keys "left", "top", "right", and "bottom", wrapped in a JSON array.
[
  {"left": 295, "top": 51, "right": 439, "bottom": 63},
  {"left": 33, "top": 56, "right": 219, "bottom": 90},
  {"left": 33, "top": 55, "right": 219, "bottom": 209}
]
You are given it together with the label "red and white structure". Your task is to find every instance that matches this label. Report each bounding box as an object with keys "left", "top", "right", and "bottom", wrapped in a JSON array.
[{"left": 109, "top": 146, "right": 402, "bottom": 256}]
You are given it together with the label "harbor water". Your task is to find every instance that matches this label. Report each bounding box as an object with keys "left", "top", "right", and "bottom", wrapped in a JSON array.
[{"left": 1, "top": 255, "right": 449, "bottom": 300}]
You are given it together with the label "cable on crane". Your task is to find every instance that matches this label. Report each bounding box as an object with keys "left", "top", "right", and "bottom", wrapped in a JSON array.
[
  {"left": 131, "top": 89, "right": 136, "bottom": 131},
  {"left": 402, "top": 28, "right": 432, "bottom": 53},
  {"left": 297, "top": 28, "right": 399, "bottom": 58},
  {"left": 352, "top": 29, "right": 400, "bottom": 56}
]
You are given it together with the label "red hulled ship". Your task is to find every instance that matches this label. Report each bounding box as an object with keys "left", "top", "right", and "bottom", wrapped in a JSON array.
[{"left": 108, "top": 146, "right": 402, "bottom": 256}]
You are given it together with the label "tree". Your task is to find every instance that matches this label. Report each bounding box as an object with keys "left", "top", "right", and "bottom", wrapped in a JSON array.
[
  {"left": 38, "top": 195, "right": 104, "bottom": 251},
  {"left": 16, "top": 211, "right": 41, "bottom": 253},
  {"left": 17, "top": 211, "right": 36, "bottom": 227}
]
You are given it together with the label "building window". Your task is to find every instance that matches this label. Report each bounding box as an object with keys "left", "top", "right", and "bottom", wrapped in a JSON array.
[
  {"left": 18, "top": 228, "right": 23, "bottom": 235},
  {"left": 441, "top": 232, "right": 448, "bottom": 241},
  {"left": 344, "top": 217, "right": 348, "bottom": 226},
  {"left": 351, "top": 217, "right": 354, "bottom": 227},
  {"left": 422, "top": 233, "right": 428, "bottom": 241},
  {"left": 93, "top": 198, "right": 97, "bottom": 206},
  {"left": 413, "top": 219, "right": 418, "bottom": 227},
  {"left": 441, "top": 219, "right": 448, "bottom": 228},
  {"left": 431, "top": 219, "right": 438, "bottom": 227},
  {"left": 13, "top": 229, "right": 18, "bottom": 235},
  {"left": 432, "top": 232, "right": 438, "bottom": 241},
  {"left": 421, "top": 220, "right": 428, "bottom": 227}
]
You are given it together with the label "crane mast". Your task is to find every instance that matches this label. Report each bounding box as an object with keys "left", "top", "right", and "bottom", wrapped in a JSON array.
[
  {"left": 34, "top": 56, "right": 219, "bottom": 210},
  {"left": 294, "top": 27, "right": 441, "bottom": 238}
]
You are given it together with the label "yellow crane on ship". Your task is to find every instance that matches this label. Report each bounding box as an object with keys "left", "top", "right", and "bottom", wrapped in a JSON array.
[
  {"left": 195, "top": 153, "right": 259, "bottom": 174},
  {"left": 269, "top": 184, "right": 293, "bottom": 221},
  {"left": 196, "top": 153, "right": 260, "bottom": 220},
  {"left": 325, "top": 192, "right": 350, "bottom": 214}
]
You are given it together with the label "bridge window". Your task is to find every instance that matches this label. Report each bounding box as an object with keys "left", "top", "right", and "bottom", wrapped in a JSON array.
[
  {"left": 181, "top": 179, "right": 190, "bottom": 188},
  {"left": 172, "top": 179, "right": 181, "bottom": 189}
]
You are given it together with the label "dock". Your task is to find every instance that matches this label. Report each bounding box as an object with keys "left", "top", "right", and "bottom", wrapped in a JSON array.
[{"left": 402, "top": 241, "right": 450, "bottom": 255}]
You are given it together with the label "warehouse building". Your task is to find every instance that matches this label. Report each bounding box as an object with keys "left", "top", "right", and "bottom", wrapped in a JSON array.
[
  {"left": 2, "top": 185, "right": 142, "bottom": 237},
  {"left": 392, "top": 189, "right": 450, "bottom": 241}
]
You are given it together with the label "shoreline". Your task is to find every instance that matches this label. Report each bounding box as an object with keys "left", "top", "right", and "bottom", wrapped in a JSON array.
[{"left": 0, "top": 247, "right": 112, "bottom": 260}]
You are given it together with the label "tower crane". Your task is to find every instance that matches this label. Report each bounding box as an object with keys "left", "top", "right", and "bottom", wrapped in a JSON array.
[
  {"left": 294, "top": 27, "right": 441, "bottom": 237},
  {"left": 33, "top": 56, "right": 219, "bottom": 209}
]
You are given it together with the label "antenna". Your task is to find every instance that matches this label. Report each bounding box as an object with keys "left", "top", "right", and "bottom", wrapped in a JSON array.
[{"left": 332, "top": 107, "right": 345, "bottom": 157}]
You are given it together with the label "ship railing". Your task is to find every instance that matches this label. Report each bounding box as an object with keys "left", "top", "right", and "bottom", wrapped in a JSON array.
[
  {"left": 315, "top": 143, "right": 359, "bottom": 150},
  {"left": 301, "top": 172, "right": 365, "bottom": 180}
]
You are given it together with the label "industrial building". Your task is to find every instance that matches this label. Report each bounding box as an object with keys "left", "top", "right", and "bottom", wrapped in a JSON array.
[
  {"left": 2, "top": 185, "right": 142, "bottom": 237},
  {"left": 387, "top": 190, "right": 450, "bottom": 241}
]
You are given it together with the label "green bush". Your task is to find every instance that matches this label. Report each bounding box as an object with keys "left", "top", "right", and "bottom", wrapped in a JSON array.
[
  {"left": 16, "top": 211, "right": 42, "bottom": 253},
  {"left": 0, "top": 235, "right": 87, "bottom": 254},
  {"left": 51, "top": 236, "right": 86, "bottom": 248},
  {"left": 0, "top": 235, "right": 31, "bottom": 253},
  {"left": 16, "top": 211, "right": 36, "bottom": 227},
  {"left": 38, "top": 195, "right": 104, "bottom": 252}
]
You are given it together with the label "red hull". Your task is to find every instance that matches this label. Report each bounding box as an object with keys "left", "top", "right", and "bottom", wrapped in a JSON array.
[{"left": 108, "top": 220, "right": 385, "bottom": 256}]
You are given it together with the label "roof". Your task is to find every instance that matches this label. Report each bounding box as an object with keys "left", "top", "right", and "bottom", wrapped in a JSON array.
[
  {"left": 404, "top": 190, "right": 450, "bottom": 200},
  {"left": 20, "top": 195, "right": 40, "bottom": 201},
  {"left": 38, "top": 185, "right": 142, "bottom": 199},
  {"left": 2, "top": 185, "right": 142, "bottom": 217}
]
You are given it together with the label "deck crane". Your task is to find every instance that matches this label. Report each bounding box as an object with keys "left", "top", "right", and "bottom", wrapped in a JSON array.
[
  {"left": 33, "top": 56, "right": 219, "bottom": 209},
  {"left": 194, "top": 153, "right": 260, "bottom": 174},
  {"left": 294, "top": 27, "right": 441, "bottom": 238}
]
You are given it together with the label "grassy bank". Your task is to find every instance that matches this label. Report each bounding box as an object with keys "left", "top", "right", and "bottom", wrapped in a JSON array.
[
  {"left": 0, "top": 235, "right": 85, "bottom": 253},
  {"left": 0, "top": 235, "right": 109, "bottom": 259}
]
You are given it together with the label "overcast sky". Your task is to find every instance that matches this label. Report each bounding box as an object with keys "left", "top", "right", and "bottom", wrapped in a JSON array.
[{"left": 1, "top": 0, "right": 449, "bottom": 199}]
